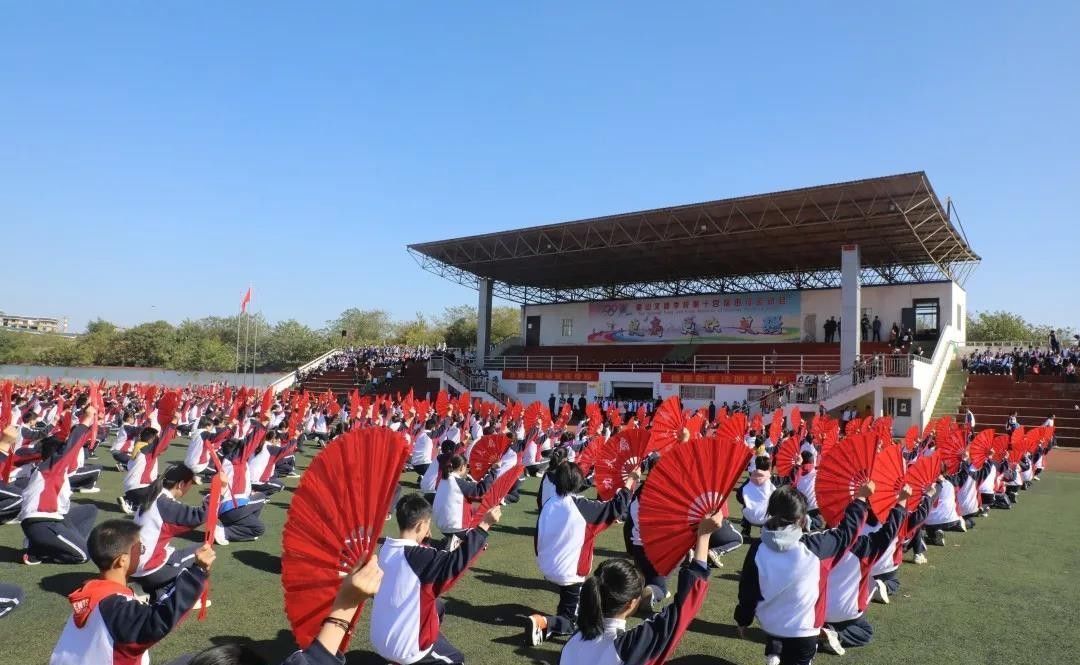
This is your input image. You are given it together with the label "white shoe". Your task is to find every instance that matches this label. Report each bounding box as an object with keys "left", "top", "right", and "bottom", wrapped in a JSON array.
[
  {"left": 707, "top": 549, "right": 725, "bottom": 568},
  {"left": 192, "top": 598, "right": 212, "bottom": 610},
  {"left": 766, "top": 656, "right": 781, "bottom": 665},
  {"left": 288, "top": 471, "right": 301, "bottom": 479},
  {"left": 213, "top": 525, "right": 230, "bottom": 546},
  {"left": 527, "top": 614, "right": 547, "bottom": 646},
  {"left": 959, "top": 520, "right": 967, "bottom": 532},
  {"left": 117, "top": 497, "right": 134, "bottom": 515},
  {"left": 193, "top": 476, "right": 204, "bottom": 486},
  {"left": 874, "top": 579, "right": 889, "bottom": 604},
  {"left": 913, "top": 553, "right": 928, "bottom": 565},
  {"left": 820, "top": 626, "right": 846, "bottom": 655},
  {"left": 78, "top": 486, "right": 101, "bottom": 494}
]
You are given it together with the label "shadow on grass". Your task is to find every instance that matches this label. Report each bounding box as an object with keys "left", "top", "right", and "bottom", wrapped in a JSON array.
[
  {"left": 688, "top": 616, "right": 767, "bottom": 643},
  {"left": 669, "top": 655, "right": 741, "bottom": 665},
  {"left": 490, "top": 524, "right": 537, "bottom": 538},
  {"left": 0, "top": 544, "right": 24, "bottom": 563},
  {"left": 40, "top": 571, "right": 94, "bottom": 597},
  {"left": 471, "top": 568, "right": 552, "bottom": 593},
  {"left": 204, "top": 630, "right": 406, "bottom": 664},
  {"left": 233, "top": 549, "right": 282, "bottom": 575},
  {"left": 86, "top": 498, "right": 126, "bottom": 516}
]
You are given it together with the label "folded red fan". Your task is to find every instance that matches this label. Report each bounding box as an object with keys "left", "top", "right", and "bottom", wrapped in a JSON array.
[
  {"left": 816, "top": 433, "right": 877, "bottom": 527},
  {"left": 435, "top": 391, "right": 450, "bottom": 418},
  {"left": 467, "top": 463, "right": 523, "bottom": 528},
  {"left": 282, "top": 427, "right": 410, "bottom": 651},
  {"left": 768, "top": 408, "right": 783, "bottom": 444},
  {"left": 789, "top": 407, "right": 803, "bottom": 438},
  {"left": 649, "top": 395, "right": 685, "bottom": 453},
  {"left": 156, "top": 391, "right": 181, "bottom": 430},
  {"left": 593, "top": 429, "right": 654, "bottom": 500},
  {"left": 968, "top": 429, "right": 995, "bottom": 470},
  {"left": 639, "top": 434, "right": 753, "bottom": 576}
]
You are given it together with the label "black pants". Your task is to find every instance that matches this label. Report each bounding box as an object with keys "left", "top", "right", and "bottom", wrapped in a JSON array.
[
  {"left": 133, "top": 545, "right": 199, "bottom": 600},
  {"left": 544, "top": 583, "right": 583, "bottom": 636},
  {"left": 905, "top": 527, "right": 926, "bottom": 555},
  {"left": 413, "top": 463, "right": 431, "bottom": 481},
  {"left": 872, "top": 330, "right": 881, "bottom": 342},
  {"left": 627, "top": 542, "right": 667, "bottom": 595},
  {"left": 21, "top": 503, "right": 98, "bottom": 564},
  {"left": 414, "top": 600, "right": 464, "bottom": 664},
  {"left": 252, "top": 481, "right": 284, "bottom": 497},
  {"left": 765, "top": 635, "right": 818, "bottom": 665},
  {"left": 69, "top": 465, "right": 101, "bottom": 491},
  {"left": 220, "top": 498, "right": 266, "bottom": 541},
  {"left": 874, "top": 569, "right": 900, "bottom": 595},
  {"left": 0, "top": 480, "right": 25, "bottom": 523},
  {"left": 830, "top": 615, "right": 873, "bottom": 647},
  {"left": 925, "top": 520, "right": 963, "bottom": 544},
  {"left": 274, "top": 456, "right": 296, "bottom": 476},
  {"left": 0, "top": 583, "right": 23, "bottom": 619},
  {"left": 125, "top": 486, "right": 154, "bottom": 509}
]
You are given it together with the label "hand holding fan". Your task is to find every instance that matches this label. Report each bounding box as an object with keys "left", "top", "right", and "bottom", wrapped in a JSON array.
[
  {"left": 772, "top": 436, "right": 802, "bottom": 479},
  {"left": 593, "top": 429, "right": 653, "bottom": 500},
  {"left": 198, "top": 471, "right": 223, "bottom": 621},
  {"left": 869, "top": 443, "right": 906, "bottom": 519},
  {"left": 467, "top": 462, "right": 523, "bottom": 528},
  {"left": 715, "top": 412, "right": 748, "bottom": 446},
  {"left": 468, "top": 434, "right": 510, "bottom": 480},
  {"left": 816, "top": 433, "right": 877, "bottom": 527},
  {"left": 902, "top": 451, "right": 941, "bottom": 511},
  {"left": 282, "top": 427, "right": 410, "bottom": 650},
  {"left": 639, "top": 434, "right": 753, "bottom": 575},
  {"left": 903, "top": 425, "right": 920, "bottom": 453},
  {"left": 649, "top": 395, "right": 686, "bottom": 452}
]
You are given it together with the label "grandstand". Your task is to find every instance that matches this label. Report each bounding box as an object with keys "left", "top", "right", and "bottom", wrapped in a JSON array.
[
  {"left": 956, "top": 374, "right": 1080, "bottom": 447},
  {"left": 410, "top": 172, "right": 981, "bottom": 436}
]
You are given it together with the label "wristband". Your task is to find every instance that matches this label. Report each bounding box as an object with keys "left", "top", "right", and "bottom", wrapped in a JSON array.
[{"left": 322, "top": 616, "right": 352, "bottom": 634}]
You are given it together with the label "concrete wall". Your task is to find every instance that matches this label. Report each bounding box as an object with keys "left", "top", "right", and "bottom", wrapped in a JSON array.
[
  {"left": 524, "top": 282, "right": 964, "bottom": 346},
  {"left": 0, "top": 364, "right": 279, "bottom": 388}
]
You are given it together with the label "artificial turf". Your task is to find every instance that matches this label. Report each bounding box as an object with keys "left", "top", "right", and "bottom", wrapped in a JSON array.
[{"left": 2, "top": 439, "right": 1078, "bottom": 665}]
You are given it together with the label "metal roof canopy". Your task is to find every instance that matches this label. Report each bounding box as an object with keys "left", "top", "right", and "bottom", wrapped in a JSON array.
[{"left": 408, "top": 171, "right": 980, "bottom": 305}]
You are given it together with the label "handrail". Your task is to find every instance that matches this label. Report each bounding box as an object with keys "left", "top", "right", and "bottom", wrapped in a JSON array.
[
  {"left": 483, "top": 352, "right": 910, "bottom": 376},
  {"left": 269, "top": 346, "right": 341, "bottom": 393},
  {"left": 429, "top": 356, "right": 508, "bottom": 405}
]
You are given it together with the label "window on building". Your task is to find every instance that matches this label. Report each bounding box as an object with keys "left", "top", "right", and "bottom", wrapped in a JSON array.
[
  {"left": 679, "top": 385, "right": 715, "bottom": 401},
  {"left": 558, "top": 382, "right": 587, "bottom": 396},
  {"left": 561, "top": 318, "right": 573, "bottom": 337},
  {"left": 913, "top": 298, "right": 940, "bottom": 337},
  {"left": 517, "top": 382, "right": 537, "bottom": 395}
]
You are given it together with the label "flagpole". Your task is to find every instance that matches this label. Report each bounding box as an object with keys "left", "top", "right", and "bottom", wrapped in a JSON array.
[
  {"left": 251, "top": 311, "right": 259, "bottom": 388},
  {"left": 235, "top": 308, "right": 243, "bottom": 379},
  {"left": 243, "top": 297, "right": 252, "bottom": 380}
]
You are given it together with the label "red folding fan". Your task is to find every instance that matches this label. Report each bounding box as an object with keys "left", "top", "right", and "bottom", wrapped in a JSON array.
[
  {"left": 649, "top": 395, "right": 685, "bottom": 453},
  {"left": 816, "top": 433, "right": 877, "bottom": 527},
  {"left": 819, "top": 425, "right": 839, "bottom": 461},
  {"left": 466, "top": 462, "right": 523, "bottom": 528},
  {"left": 639, "top": 434, "right": 753, "bottom": 575},
  {"left": 685, "top": 410, "right": 706, "bottom": 439},
  {"left": 968, "top": 429, "right": 995, "bottom": 469},
  {"left": 789, "top": 407, "right": 803, "bottom": 437},
  {"left": 157, "top": 390, "right": 181, "bottom": 429},
  {"left": 593, "top": 429, "right": 654, "bottom": 500},
  {"left": 768, "top": 408, "right": 783, "bottom": 444},
  {"left": 435, "top": 390, "right": 450, "bottom": 418},
  {"left": 772, "top": 436, "right": 802, "bottom": 479},
  {"left": 574, "top": 440, "right": 601, "bottom": 476},
  {"left": 585, "top": 403, "right": 603, "bottom": 437},
  {"left": 869, "top": 443, "right": 906, "bottom": 519},
  {"left": 282, "top": 427, "right": 410, "bottom": 650},
  {"left": 992, "top": 434, "right": 1009, "bottom": 463},
  {"left": 199, "top": 471, "right": 223, "bottom": 621},
  {"left": 937, "top": 431, "right": 966, "bottom": 475},
  {"left": 468, "top": 434, "right": 511, "bottom": 480},
  {"left": 903, "top": 425, "right": 920, "bottom": 453},
  {"left": 902, "top": 451, "right": 941, "bottom": 511},
  {"left": 259, "top": 387, "right": 274, "bottom": 418},
  {"left": 1008, "top": 427, "right": 1027, "bottom": 459},
  {"left": 715, "top": 412, "right": 748, "bottom": 447},
  {"left": 750, "top": 412, "right": 763, "bottom": 435}
]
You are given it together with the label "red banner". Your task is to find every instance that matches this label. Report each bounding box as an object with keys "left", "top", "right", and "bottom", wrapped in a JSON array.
[
  {"left": 502, "top": 369, "right": 600, "bottom": 382},
  {"left": 661, "top": 372, "right": 796, "bottom": 386}
]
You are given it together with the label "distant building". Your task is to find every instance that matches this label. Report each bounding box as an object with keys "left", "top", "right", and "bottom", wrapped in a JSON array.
[{"left": 0, "top": 311, "right": 67, "bottom": 333}]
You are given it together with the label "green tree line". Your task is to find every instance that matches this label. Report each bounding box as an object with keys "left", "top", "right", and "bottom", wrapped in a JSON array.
[
  {"left": 966, "top": 310, "right": 1075, "bottom": 344},
  {"left": 0, "top": 306, "right": 522, "bottom": 372}
]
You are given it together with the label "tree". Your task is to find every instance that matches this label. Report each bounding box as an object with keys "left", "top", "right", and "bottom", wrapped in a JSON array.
[
  {"left": 326, "top": 309, "right": 394, "bottom": 345},
  {"left": 393, "top": 312, "right": 444, "bottom": 348},
  {"left": 965, "top": 310, "right": 1075, "bottom": 344},
  {"left": 491, "top": 306, "right": 521, "bottom": 343},
  {"left": 261, "top": 319, "right": 331, "bottom": 370},
  {"left": 438, "top": 304, "right": 520, "bottom": 349}
]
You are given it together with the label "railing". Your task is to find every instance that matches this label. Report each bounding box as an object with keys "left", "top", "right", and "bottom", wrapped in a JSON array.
[
  {"left": 269, "top": 347, "right": 342, "bottom": 393},
  {"left": 749, "top": 353, "right": 918, "bottom": 414},
  {"left": 428, "top": 356, "right": 509, "bottom": 404},
  {"left": 483, "top": 353, "right": 874, "bottom": 374}
]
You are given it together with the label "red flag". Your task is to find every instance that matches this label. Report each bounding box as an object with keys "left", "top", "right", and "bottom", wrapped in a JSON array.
[{"left": 240, "top": 287, "right": 252, "bottom": 313}]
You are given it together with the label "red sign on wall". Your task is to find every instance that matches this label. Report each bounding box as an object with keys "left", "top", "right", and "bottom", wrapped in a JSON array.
[
  {"left": 660, "top": 372, "right": 797, "bottom": 386},
  {"left": 503, "top": 369, "right": 600, "bottom": 382}
]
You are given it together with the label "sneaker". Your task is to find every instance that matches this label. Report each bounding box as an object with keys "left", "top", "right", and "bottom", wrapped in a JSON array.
[
  {"left": 117, "top": 497, "right": 134, "bottom": 515},
  {"left": 192, "top": 598, "right": 212, "bottom": 610},
  {"left": 213, "top": 525, "right": 230, "bottom": 546},
  {"left": 646, "top": 584, "right": 667, "bottom": 613},
  {"left": 931, "top": 531, "right": 945, "bottom": 546},
  {"left": 527, "top": 614, "right": 547, "bottom": 646},
  {"left": 115, "top": 463, "right": 126, "bottom": 472},
  {"left": 193, "top": 476, "right": 204, "bottom": 486},
  {"left": 707, "top": 549, "right": 725, "bottom": 569},
  {"left": 1033, "top": 475, "right": 1042, "bottom": 481},
  {"left": 22, "top": 552, "right": 42, "bottom": 566},
  {"left": 959, "top": 520, "right": 967, "bottom": 532},
  {"left": 913, "top": 553, "right": 928, "bottom": 565},
  {"left": 78, "top": 486, "right": 102, "bottom": 494},
  {"left": 766, "top": 657, "right": 781, "bottom": 665},
  {"left": 288, "top": 471, "right": 301, "bottom": 479},
  {"left": 874, "top": 579, "right": 889, "bottom": 604},
  {"left": 820, "top": 627, "right": 846, "bottom": 655}
]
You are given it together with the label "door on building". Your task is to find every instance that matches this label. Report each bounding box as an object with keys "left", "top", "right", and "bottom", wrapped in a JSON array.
[
  {"left": 901, "top": 307, "right": 915, "bottom": 337},
  {"left": 525, "top": 316, "right": 541, "bottom": 347},
  {"left": 912, "top": 298, "right": 941, "bottom": 342}
]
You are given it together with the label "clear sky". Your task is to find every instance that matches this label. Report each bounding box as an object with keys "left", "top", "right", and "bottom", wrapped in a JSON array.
[{"left": 3, "top": 3, "right": 1077, "bottom": 333}]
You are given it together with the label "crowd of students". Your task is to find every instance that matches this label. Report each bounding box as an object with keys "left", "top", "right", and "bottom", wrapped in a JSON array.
[
  {"left": 295, "top": 345, "right": 436, "bottom": 388},
  {"left": 964, "top": 342, "right": 1079, "bottom": 381},
  {"left": 0, "top": 378, "right": 1058, "bottom": 665}
]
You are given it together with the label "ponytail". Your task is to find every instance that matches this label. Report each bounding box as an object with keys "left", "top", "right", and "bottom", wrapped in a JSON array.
[
  {"left": 549, "top": 446, "right": 569, "bottom": 469},
  {"left": 137, "top": 463, "right": 196, "bottom": 516},
  {"left": 439, "top": 453, "right": 466, "bottom": 480},
  {"left": 577, "top": 558, "right": 644, "bottom": 641}
]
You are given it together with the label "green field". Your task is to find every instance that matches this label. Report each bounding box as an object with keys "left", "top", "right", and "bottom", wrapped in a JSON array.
[{"left": 2, "top": 441, "right": 1078, "bottom": 665}]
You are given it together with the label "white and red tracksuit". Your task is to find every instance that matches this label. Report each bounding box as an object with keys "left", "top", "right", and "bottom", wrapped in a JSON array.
[
  {"left": 133, "top": 490, "right": 208, "bottom": 593},
  {"left": 370, "top": 529, "right": 488, "bottom": 664}
]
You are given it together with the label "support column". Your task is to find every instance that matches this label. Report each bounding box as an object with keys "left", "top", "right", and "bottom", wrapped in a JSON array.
[
  {"left": 841, "top": 244, "right": 861, "bottom": 373},
  {"left": 476, "top": 278, "right": 493, "bottom": 368}
]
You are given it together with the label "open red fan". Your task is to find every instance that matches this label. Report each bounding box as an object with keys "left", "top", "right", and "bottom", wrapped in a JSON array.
[
  {"left": 282, "top": 427, "right": 410, "bottom": 650},
  {"left": 819, "top": 425, "right": 839, "bottom": 461},
  {"left": 992, "top": 434, "right": 1009, "bottom": 463},
  {"left": 768, "top": 408, "right": 783, "bottom": 444},
  {"left": 585, "top": 403, "right": 603, "bottom": 437},
  {"left": 715, "top": 412, "right": 748, "bottom": 447},
  {"left": 157, "top": 390, "right": 181, "bottom": 429},
  {"left": 639, "top": 434, "right": 753, "bottom": 575},
  {"left": 593, "top": 429, "right": 654, "bottom": 500},
  {"left": 816, "top": 433, "right": 877, "bottom": 527},
  {"left": 466, "top": 462, "right": 523, "bottom": 528},
  {"left": 902, "top": 451, "right": 941, "bottom": 511},
  {"left": 937, "top": 431, "right": 966, "bottom": 475},
  {"left": 968, "top": 429, "right": 995, "bottom": 469},
  {"left": 649, "top": 395, "right": 686, "bottom": 453},
  {"left": 772, "top": 436, "right": 802, "bottom": 479},
  {"left": 789, "top": 407, "right": 803, "bottom": 437},
  {"left": 750, "top": 412, "right": 763, "bottom": 435},
  {"left": 902, "top": 425, "right": 920, "bottom": 453},
  {"left": 685, "top": 410, "right": 706, "bottom": 439},
  {"left": 574, "top": 440, "right": 601, "bottom": 476},
  {"left": 869, "top": 443, "right": 906, "bottom": 519},
  {"left": 435, "top": 390, "right": 450, "bottom": 418},
  {"left": 468, "top": 434, "right": 511, "bottom": 480},
  {"left": 1008, "top": 427, "right": 1027, "bottom": 459}
]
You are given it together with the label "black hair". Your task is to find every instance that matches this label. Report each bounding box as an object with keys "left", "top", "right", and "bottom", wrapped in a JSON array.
[
  {"left": 138, "top": 426, "right": 160, "bottom": 443},
  {"left": 439, "top": 453, "right": 466, "bottom": 480},
  {"left": 754, "top": 456, "right": 772, "bottom": 471},
  {"left": 198, "top": 416, "right": 213, "bottom": 429},
  {"left": 395, "top": 492, "right": 432, "bottom": 531},
  {"left": 88, "top": 519, "right": 141, "bottom": 571},
  {"left": 765, "top": 485, "right": 808, "bottom": 530},
  {"left": 553, "top": 462, "right": 585, "bottom": 496},
  {"left": 800, "top": 450, "right": 814, "bottom": 464},
  {"left": 578, "top": 558, "right": 644, "bottom": 640},
  {"left": 39, "top": 435, "right": 66, "bottom": 460},
  {"left": 74, "top": 395, "right": 88, "bottom": 409},
  {"left": 137, "top": 463, "right": 196, "bottom": 515},
  {"left": 188, "top": 644, "right": 267, "bottom": 665},
  {"left": 549, "top": 446, "right": 569, "bottom": 469}
]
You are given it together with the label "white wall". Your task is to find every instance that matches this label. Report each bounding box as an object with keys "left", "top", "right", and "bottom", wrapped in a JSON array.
[
  {"left": 525, "top": 282, "right": 964, "bottom": 347},
  {"left": 0, "top": 364, "right": 279, "bottom": 388}
]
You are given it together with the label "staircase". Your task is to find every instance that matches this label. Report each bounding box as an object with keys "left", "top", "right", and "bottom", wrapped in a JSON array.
[
  {"left": 931, "top": 361, "right": 967, "bottom": 421},
  {"left": 955, "top": 375, "right": 1080, "bottom": 447},
  {"left": 297, "top": 360, "right": 440, "bottom": 400}
]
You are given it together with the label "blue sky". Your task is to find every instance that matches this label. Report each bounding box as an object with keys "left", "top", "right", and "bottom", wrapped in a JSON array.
[{"left": 3, "top": 3, "right": 1077, "bottom": 333}]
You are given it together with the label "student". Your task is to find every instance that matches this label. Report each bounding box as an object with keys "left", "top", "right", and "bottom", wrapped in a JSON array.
[
  {"left": 792, "top": 450, "right": 824, "bottom": 530},
  {"left": 410, "top": 418, "right": 436, "bottom": 481},
  {"left": 420, "top": 441, "right": 455, "bottom": 504},
  {"left": 872, "top": 490, "right": 934, "bottom": 595},
  {"left": 184, "top": 416, "right": 215, "bottom": 478},
  {"left": 111, "top": 412, "right": 140, "bottom": 470},
  {"left": 0, "top": 583, "right": 23, "bottom": 619},
  {"left": 924, "top": 469, "right": 969, "bottom": 547},
  {"left": 215, "top": 437, "right": 267, "bottom": 545},
  {"left": 432, "top": 453, "right": 497, "bottom": 547},
  {"left": 369, "top": 493, "right": 500, "bottom": 665},
  {"left": 528, "top": 461, "right": 637, "bottom": 646},
  {"left": 48, "top": 519, "right": 212, "bottom": 665},
  {"left": 133, "top": 464, "right": 210, "bottom": 601},
  {"left": 177, "top": 556, "right": 384, "bottom": 665},
  {"left": 20, "top": 428, "right": 100, "bottom": 565},
  {"left": 737, "top": 456, "right": 775, "bottom": 537},
  {"left": 560, "top": 513, "right": 723, "bottom": 665},
  {"left": 121, "top": 425, "right": 171, "bottom": 515},
  {"left": 248, "top": 429, "right": 285, "bottom": 497},
  {"left": 539, "top": 446, "right": 570, "bottom": 509},
  {"left": 821, "top": 489, "right": 911, "bottom": 655},
  {"left": 623, "top": 476, "right": 669, "bottom": 613},
  {"left": 734, "top": 482, "right": 873, "bottom": 665}
]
